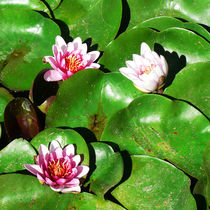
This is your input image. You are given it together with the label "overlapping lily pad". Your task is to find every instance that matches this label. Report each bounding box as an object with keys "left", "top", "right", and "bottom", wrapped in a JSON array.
[
  {"left": 46, "top": 70, "right": 143, "bottom": 139},
  {"left": 127, "top": 0, "right": 209, "bottom": 28},
  {"left": 0, "top": 0, "right": 61, "bottom": 11},
  {"left": 165, "top": 62, "right": 210, "bottom": 118},
  {"left": 101, "top": 94, "right": 210, "bottom": 179},
  {"left": 0, "top": 8, "right": 60, "bottom": 90},
  {"left": 0, "top": 174, "right": 124, "bottom": 209},
  {"left": 0, "top": 138, "right": 36, "bottom": 173},
  {"left": 30, "top": 128, "right": 90, "bottom": 166},
  {"left": 0, "top": 87, "right": 13, "bottom": 122},
  {"left": 88, "top": 142, "right": 124, "bottom": 198},
  {"left": 100, "top": 27, "right": 210, "bottom": 73},
  {"left": 111, "top": 155, "right": 196, "bottom": 209},
  {"left": 53, "top": 0, "right": 122, "bottom": 49}
]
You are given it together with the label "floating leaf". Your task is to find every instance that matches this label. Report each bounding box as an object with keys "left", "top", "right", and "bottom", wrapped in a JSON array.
[
  {"left": 112, "top": 155, "right": 196, "bottom": 209},
  {"left": 102, "top": 94, "right": 210, "bottom": 179},
  {"left": 165, "top": 62, "right": 210, "bottom": 118},
  {"left": 0, "top": 87, "right": 13, "bottom": 122},
  {"left": 100, "top": 27, "right": 209, "bottom": 73},
  {"left": 89, "top": 142, "right": 124, "bottom": 198},
  {"left": 0, "top": 8, "right": 60, "bottom": 90},
  {"left": 54, "top": 0, "right": 122, "bottom": 49},
  {"left": 127, "top": 0, "right": 209, "bottom": 28},
  {"left": 0, "top": 138, "right": 36, "bottom": 173},
  {"left": 46, "top": 70, "right": 142, "bottom": 139}
]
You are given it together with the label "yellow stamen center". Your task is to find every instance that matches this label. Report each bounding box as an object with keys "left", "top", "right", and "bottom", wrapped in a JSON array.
[{"left": 65, "top": 54, "right": 83, "bottom": 72}]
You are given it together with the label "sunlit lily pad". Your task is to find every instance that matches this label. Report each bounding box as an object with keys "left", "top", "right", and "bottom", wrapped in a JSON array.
[
  {"left": 0, "top": 8, "right": 60, "bottom": 90},
  {"left": 0, "top": 138, "right": 36, "bottom": 173},
  {"left": 46, "top": 70, "right": 143, "bottom": 139},
  {"left": 53, "top": 0, "right": 122, "bottom": 49},
  {"left": 112, "top": 155, "right": 196, "bottom": 209},
  {"left": 101, "top": 94, "right": 210, "bottom": 179}
]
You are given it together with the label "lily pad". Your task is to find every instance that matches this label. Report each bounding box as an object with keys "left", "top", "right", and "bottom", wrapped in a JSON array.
[
  {"left": 0, "top": 0, "right": 61, "bottom": 11},
  {"left": 0, "top": 138, "right": 36, "bottom": 174},
  {"left": 30, "top": 127, "right": 90, "bottom": 166},
  {"left": 165, "top": 62, "right": 210, "bottom": 118},
  {"left": 45, "top": 70, "right": 142, "bottom": 139},
  {"left": 101, "top": 94, "right": 210, "bottom": 179},
  {"left": 112, "top": 155, "right": 196, "bottom": 209},
  {"left": 140, "top": 16, "right": 210, "bottom": 41},
  {"left": 89, "top": 142, "right": 124, "bottom": 198},
  {"left": 127, "top": 0, "right": 209, "bottom": 28},
  {"left": 53, "top": 0, "right": 122, "bottom": 50},
  {"left": 0, "top": 8, "right": 60, "bottom": 90},
  {"left": 0, "top": 174, "right": 124, "bottom": 209},
  {"left": 0, "top": 87, "right": 13, "bottom": 122},
  {"left": 100, "top": 27, "right": 210, "bottom": 73}
]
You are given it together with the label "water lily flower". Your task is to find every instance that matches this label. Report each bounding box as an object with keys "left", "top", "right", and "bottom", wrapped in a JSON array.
[
  {"left": 119, "top": 42, "right": 168, "bottom": 93},
  {"left": 43, "top": 36, "right": 100, "bottom": 81},
  {"left": 24, "top": 140, "right": 89, "bottom": 193}
]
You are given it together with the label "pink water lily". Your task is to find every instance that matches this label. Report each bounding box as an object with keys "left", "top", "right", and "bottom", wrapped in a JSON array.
[
  {"left": 119, "top": 42, "right": 168, "bottom": 93},
  {"left": 43, "top": 35, "right": 100, "bottom": 81},
  {"left": 24, "top": 140, "right": 89, "bottom": 193}
]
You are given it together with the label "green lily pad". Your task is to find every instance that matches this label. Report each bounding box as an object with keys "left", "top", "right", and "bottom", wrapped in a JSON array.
[
  {"left": 53, "top": 0, "right": 122, "bottom": 50},
  {"left": 89, "top": 142, "right": 124, "bottom": 198},
  {"left": 30, "top": 127, "right": 90, "bottom": 166},
  {"left": 112, "top": 155, "right": 196, "bottom": 209},
  {"left": 0, "top": 0, "right": 61, "bottom": 11},
  {"left": 100, "top": 27, "right": 210, "bottom": 73},
  {"left": 45, "top": 70, "right": 142, "bottom": 139},
  {"left": 165, "top": 62, "right": 210, "bottom": 118},
  {"left": 203, "top": 141, "right": 210, "bottom": 206},
  {"left": 140, "top": 16, "right": 210, "bottom": 41},
  {"left": 101, "top": 94, "right": 210, "bottom": 179},
  {"left": 0, "top": 138, "right": 36, "bottom": 174},
  {"left": 0, "top": 87, "right": 13, "bottom": 122},
  {"left": 127, "top": 0, "right": 209, "bottom": 28},
  {"left": 0, "top": 8, "right": 60, "bottom": 91},
  {"left": 0, "top": 174, "right": 124, "bottom": 209}
]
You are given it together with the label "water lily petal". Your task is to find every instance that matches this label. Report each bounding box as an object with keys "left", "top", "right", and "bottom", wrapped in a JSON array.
[
  {"left": 45, "top": 177, "right": 56, "bottom": 185},
  {"left": 76, "top": 165, "right": 89, "bottom": 178},
  {"left": 65, "top": 178, "right": 80, "bottom": 187},
  {"left": 43, "top": 56, "right": 59, "bottom": 71},
  {"left": 44, "top": 70, "right": 63, "bottom": 82},
  {"left": 63, "top": 144, "right": 75, "bottom": 157},
  {"left": 49, "top": 140, "right": 61, "bottom": 153},
  {"left": 52, "top": 147, "right": 63, "bottom": 161},
  {"left": 160, "top": 55, "right": 168, "bottom": 75},
  {"left": 38, "top": 144, "right": 49, "bottom": 169},
  {"left": 71, "top": 155, "right": 81, "bottom": 167},
  {"left": 50, "top": 185, "right": 63, "bottom": 192},
  {"left": 140, "top": 42, "right": 151, "bottom": 56},
  {"left": 56, "top": 178, "right": 67, "bottom": 185},
  {"left": 24, "top": 164, "right": 43, "bottom": 176},
  {"left": 55, "top": 35, "right": 66, "bottom": 53},
  {"left": 85, "top": 63, "right": 100, "bottom": 69},
  {"left": 61, "top": 186, "right": 81, "bottom": 193},
  {"left": 119, "top": 67, "right": 140, "bottom": 82},
  {"left": 73, "top": 37, "right": 82, "bottom": 50}
]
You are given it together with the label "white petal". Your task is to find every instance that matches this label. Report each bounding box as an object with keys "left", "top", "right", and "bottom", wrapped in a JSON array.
[
  {"left": 87, "top": 51, "right": 100, "bottom": 63},
  {"left": 56, "top": 35, "right": 66, "bottom": 53},
  {"left": 85, "top": 63, "right": 100, "bottom": 69},
  {"left": 73, "top": 37, "right": 82, "bottom": 50},
  {"left": 61, "top": 186, "right": 81, "bottom": 193},
  {"left": 49, "top": 140, "right": 61, "bottom": 153},
  {"left": 126, "top": 60, "right": 138, "bottom": 71},
  {"left": 63, "top": 144, "right": 75, "bottom": 156},
  {"left": 119, "top": 67, "right": 140, "bottom": 83},
  {"left": 80, "top": 43, "right": 88, "bottom": 54},
  {"left": 141, "top": 42, "right": 152, "bottom": 56},
  {"left": 24, "top": 164, "right": 43, "bottom": 176},
  {"left": 76, "top": 165, "right": 89, "bottom": 178},
  {"left": 72, "top": 155, "right": 81, "bottom": 167},
  {"left": 50, "top": 185, "right": 63, "bottom": 192},
  {"left": 44, "top": 70, "right": 63, "bottom": 82}
]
